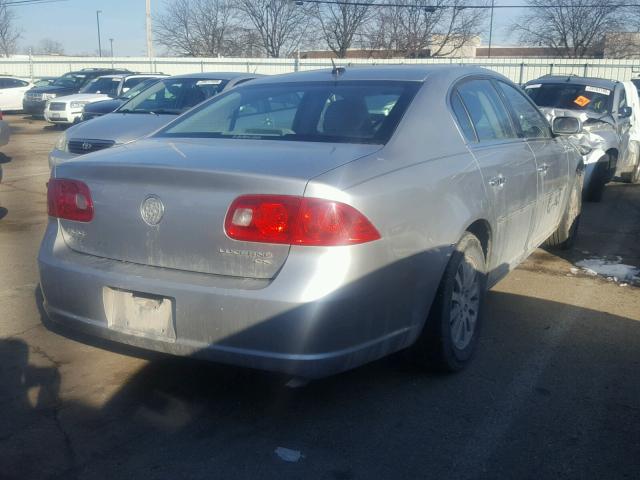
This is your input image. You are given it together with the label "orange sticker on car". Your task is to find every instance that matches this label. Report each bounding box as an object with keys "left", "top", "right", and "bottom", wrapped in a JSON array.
[{"left": 574, "top": 95, "right": 591, "bottom": 107}]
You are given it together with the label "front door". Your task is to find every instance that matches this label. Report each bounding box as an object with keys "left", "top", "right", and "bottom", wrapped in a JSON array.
[{"left": 494, "top": 80, "right": 570, "bottom": 249}]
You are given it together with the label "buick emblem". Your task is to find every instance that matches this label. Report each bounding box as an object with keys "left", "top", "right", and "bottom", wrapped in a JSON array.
[
  {"left": 140, "top": 195, "right": 165, "bottom": 226},
  {"left": 81, "top": 142, "right": 93, "bottom": 151}
]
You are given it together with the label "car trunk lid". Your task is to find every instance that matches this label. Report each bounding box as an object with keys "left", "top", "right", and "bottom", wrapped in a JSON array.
[{"left": 54, "top": 137, "right": 380, "bottom": 279}]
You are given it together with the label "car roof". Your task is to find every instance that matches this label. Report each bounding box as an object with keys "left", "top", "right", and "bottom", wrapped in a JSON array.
[
  {"left": 94, "top": 73, "right": 167, "bottom": 80},
  {"left": 167, "top": 72, "right": 259, "bottom": 80},
  {"left": 243, "top": 65, "right": 498, "bottom": 85},
  {"left": 527, "top": 75, "right": 619, "bottom": 89}
]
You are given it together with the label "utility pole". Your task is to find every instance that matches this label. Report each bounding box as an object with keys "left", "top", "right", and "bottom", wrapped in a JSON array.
[
  {"left": 487, "top": 0, "right": 495, "bottom": 58},
  {"left": 110, "top": 38, "right": 114, "bottom": 57},
  {"left": 146, "top": 0, "right": 154, "bottom": 58},
  {"left": 96, "top": 10, "right": 103, "bottom": 57}
]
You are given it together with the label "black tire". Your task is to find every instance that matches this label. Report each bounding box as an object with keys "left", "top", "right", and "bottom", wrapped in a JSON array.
[
  {"left": 410, "top": 232, "right": 487, "bottom": 373},
  {"left": 585, "top": 156, "right": 608, "bottom": 202},
  {"left": 544, "top": 171, "right": 582, "bottom": 250}
]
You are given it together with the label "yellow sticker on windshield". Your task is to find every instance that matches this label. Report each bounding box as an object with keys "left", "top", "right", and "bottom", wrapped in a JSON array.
[{"left": 574, "top": 95, "right": 591, "bottom": 107}]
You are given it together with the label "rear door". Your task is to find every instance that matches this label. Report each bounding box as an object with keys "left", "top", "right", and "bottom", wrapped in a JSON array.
[
  {"left": 495, "top": 80, "right": 569, "bottom": 249},
  {"left": 454, "top": 78, "right": 539, "bottom": 271}
]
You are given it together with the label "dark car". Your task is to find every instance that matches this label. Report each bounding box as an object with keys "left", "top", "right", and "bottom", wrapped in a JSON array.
[
  {"left": 23, "top": 68, "right": 132, "bottom": 117},
  {"left": 81, "top": 77, "right": 164, "bottom": 122}
]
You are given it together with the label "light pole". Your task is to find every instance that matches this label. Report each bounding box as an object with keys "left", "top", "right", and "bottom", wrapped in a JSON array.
[
  {"left": 96, "top": 10, "right": 103, "bottom": 57},
  {"left": 146, "top": 0, "right": 154, "bottom": 58},
  {"left": 109, "top": 38, "right": 114, "bottom": 57},
  {"left": 488, "top": 0, "right": 495, "bottom": 58}
]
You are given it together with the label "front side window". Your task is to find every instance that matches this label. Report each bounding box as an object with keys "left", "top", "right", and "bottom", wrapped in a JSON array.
[
  {"left": 118, "top": 77, "right": 229, "bottom": 115},
  {"left": 158, "top": 81, "right": 420, "bottom": 144},
  {"left": 456, "top": 79, "right": 515, "bottom": 142},
  {"left": 525, "top": 83, "right": 612, "bottom": 115},
  {"left": 497, "top": 81, "right": 551, "bottom": 139}
]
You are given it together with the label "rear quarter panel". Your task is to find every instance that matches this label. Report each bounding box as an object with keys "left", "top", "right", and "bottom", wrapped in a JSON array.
[{"left": 305, "top": 73, "right": 493, "bottom": 335}]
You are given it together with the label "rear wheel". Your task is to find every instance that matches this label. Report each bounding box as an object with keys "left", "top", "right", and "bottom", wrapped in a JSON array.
[
  {"left": 544, "top": 170, "right": 582, "bottom": 250},
  {"left": 410, "top": 232, "right": 487, "bottom": 373}
]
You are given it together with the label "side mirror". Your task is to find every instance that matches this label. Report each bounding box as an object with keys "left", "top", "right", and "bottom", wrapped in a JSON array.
[
  {"left": 552, "top": 116, "right": 582, "bottom": 135},
  {"left": 121, "top": 87, "right": 130, "bottom": 93},
  {"left": 619, "top": 106, "right": 632, "bottom": 118}
]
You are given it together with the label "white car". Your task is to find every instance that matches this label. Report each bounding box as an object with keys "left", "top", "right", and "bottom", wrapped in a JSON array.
[
  {"left": 44, "top": 73, "right": 166, "bottom": 125},
  {"left": 0, "top": 76, "right": 33, "bottom": 112}
]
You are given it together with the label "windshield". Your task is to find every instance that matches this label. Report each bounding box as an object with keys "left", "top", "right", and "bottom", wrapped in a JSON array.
[
  {"left": 525, "top": 83, "right": 613, "bottom": 115},
  {"left": 120, "top": 78, "right": 160, "bottom": 99},
  {"left": 158, "top": 81, "right": 419, "bottom": 144},
  {"left": 80, "top": 77, "right": 121, "bottom": 95},
  {"left": 51, "top": 72, "right": 88, "bottom": 89},
  {"left": 118, "top": 77, "right": 229, "bottom": 115}
]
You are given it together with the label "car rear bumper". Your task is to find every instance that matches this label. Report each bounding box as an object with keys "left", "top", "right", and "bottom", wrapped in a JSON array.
[
  {"left": 38, "top": 222, "right": 439, "bottom": 377},
  {"left": 23, "top": 99, "right": 47, "bottom": 115}
]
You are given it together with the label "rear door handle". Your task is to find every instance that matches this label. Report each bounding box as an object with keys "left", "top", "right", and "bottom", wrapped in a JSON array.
[
  {"left": 488, "top": 175, "right": 506, "bottom": 188},
  {"left": 537, "top": 163, "right": 549, "bottom": 174}
]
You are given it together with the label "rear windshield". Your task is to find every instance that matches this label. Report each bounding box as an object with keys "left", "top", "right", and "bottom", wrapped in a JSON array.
[
  {"left": 525, "top": 83, "right": 612, "bottom": 115},
  {"left": 117, "top": 77, "right": 229, "bottom": 115},
  {"left": 158, "top": 81, "right": 420, "bottom": 144},
  {"left": 80, "top": 77, "right": 121, "bottom": 95}
]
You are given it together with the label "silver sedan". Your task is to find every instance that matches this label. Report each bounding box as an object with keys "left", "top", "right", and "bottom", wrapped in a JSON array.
[{"left": 38, "top": 66, "right": 583, "bottom": 378}]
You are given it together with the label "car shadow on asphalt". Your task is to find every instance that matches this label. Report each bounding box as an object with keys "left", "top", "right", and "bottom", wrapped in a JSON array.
[
  {"left": 4, "top": 285, "right": 637, "bottom": 479},
  {"left": 0, "top": 152, "right": 11, "bottom": 164}
]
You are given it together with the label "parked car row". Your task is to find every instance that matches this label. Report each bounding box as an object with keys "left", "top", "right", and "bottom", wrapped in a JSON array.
[
  {"left": 40, "top": 65, "right": 592, "bottom": 378},
  {"left": 523, "top": 75, "right": 640, "bottom": 199}
]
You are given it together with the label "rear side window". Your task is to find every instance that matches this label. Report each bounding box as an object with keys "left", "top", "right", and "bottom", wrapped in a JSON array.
[
  {"left": 451, "top": 90, "right": 476, "bottom": 142},
  {"left": 496, "top": 81, "right": 551, "bottom": 139},
  {"left": 456, "top": 79, "right": 515, "bottom": 142}
]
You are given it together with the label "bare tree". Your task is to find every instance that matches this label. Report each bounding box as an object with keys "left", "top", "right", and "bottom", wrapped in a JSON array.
[
  {"left": 314, "top": 0, "right": 374, "bottom": 58},
  {"left": 512, "top": 0, "right": 624, "bottom": 58},
  {"left": 155, "top": 0, "right": 234, "bottom": 56},
  {"left": 35, "top": 38, "right": 64, "bottom": 55},
  {"left": 365, "top": 0, "right": 486, "bottom": 58},
  {"left": 234, "top": 0, "right": 310, "bottom": 57},
  {"left": 0, "top": 1, "right": 20, "bottom": 57}
]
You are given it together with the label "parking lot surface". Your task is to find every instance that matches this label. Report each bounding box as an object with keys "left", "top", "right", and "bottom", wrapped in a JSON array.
[{"left": 1, "top": 115, "right": 639, "bottom": 479}]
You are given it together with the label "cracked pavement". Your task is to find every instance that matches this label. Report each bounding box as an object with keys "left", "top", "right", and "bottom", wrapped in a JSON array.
[{"left": 0, "top": 115, "right": 639, "bottom": 479}]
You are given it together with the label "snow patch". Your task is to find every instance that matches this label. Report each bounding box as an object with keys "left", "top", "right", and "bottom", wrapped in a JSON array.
[
  {"left": 574, "top": 257, "right": 640, "bottom": 283},
  {"left": 275, "top": 447, "right": 303, "bottom": 463}
]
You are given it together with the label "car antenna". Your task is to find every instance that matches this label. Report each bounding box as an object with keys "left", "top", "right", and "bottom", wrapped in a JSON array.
[{"left": 331, "top": 58, "right": 345, "bottom": 76}]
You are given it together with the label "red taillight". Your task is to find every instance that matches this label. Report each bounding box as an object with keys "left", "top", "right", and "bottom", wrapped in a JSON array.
[
  {"left": 225, "top": 195, "right": 380, "bottom": 246},
  {"left": 47, "top": 178, "right": 94, "bottom": 222}
]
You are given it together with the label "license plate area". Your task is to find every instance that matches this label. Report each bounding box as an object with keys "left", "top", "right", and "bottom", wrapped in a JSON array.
[
  {"left": 103, "top": 287, "right": 176, "bottom": 342},
  {"left": 50, "top": 113, "right": 60, "bottom": 119}
]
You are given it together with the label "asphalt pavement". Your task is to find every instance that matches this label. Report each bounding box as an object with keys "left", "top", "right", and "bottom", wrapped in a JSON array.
[{"left": 0, "top": 115, "right": 639, "bottom": 480}]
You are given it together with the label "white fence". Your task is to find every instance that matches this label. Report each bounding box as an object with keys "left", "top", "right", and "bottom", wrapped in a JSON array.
[{"left": 2, "top": 56, "right": 640, "bottom": 84}]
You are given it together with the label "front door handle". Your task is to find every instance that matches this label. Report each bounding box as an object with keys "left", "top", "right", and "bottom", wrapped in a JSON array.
[
  {"left": 537, "top": 163, "right": 549, "bottom": 174},
  {"left": 488, "top": 175, "right": 506, "bottom": 188}
]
